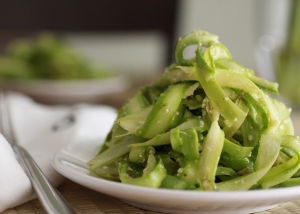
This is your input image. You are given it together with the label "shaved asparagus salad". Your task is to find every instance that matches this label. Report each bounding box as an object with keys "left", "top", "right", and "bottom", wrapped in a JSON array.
[{"left": 88, "top": 30, "right": 300, "bottom": 191}]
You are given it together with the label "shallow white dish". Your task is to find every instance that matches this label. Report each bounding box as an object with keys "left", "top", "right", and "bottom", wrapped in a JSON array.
[
  {"left": 52, "top": 138, "right": 300, "bottom": 214},
  {"left": 0, "top": 74, "right": 129, "bottom": 104}
]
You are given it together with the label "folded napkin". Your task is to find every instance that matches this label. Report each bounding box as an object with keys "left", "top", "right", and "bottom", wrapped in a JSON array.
[{"left": 0, "top": 92, "right": 117, "bottom": 213}]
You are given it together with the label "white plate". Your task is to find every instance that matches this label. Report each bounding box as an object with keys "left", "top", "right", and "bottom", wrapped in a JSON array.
[
  {"left": 52, "top": 138, "right": 300, "bottom": 214},
  {"left": 0, "top": 74, "right": 130, "bottom": 104}
]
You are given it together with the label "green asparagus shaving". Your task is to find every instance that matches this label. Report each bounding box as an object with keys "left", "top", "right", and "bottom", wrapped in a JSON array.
[
  {"left": 158, "top": 154, "right": 180, "bottom": 175},
  {"left": 129, "top": 117, "right": 207, "bottom": 148},
  {"left": 216, "top": 167, "right": 239, "bottom": 177},
  {"left": 240, "top": 116, "right": 261, "bottom": 147},
  {"left": 217, "top": 133, "right": 281, "bottom": 190},
  {"left": 88, "top": 29, "right": 300, "bottom": 191},
  {"left": 154, "top": 65, "right": 198, "bottom": 88},
  {"left": 137, "top": 82, "right": 193, "bottom": 139},
  {"left": 88, "top": 135, "right": 144, "bottom": 170},
  {"left": 195, "top": 47, "right": 247, "bottom": 129},
  {"left": 103, "top": 89, "right": 152, "bottom": 150},
  {"left": 219, "top": 151, "right": 252, "bottom": 171},
  {"left": 119, "top": 88, "right": 151, "bottom": 117},
  {"left": 215, "top": 58, "right": 278, "bottom": 93},
  {"left": 177, "top": 159, "right": 200, "bottom": 186},
  {"left": 223, "top": 139, "right": 253, "bottom": 158},
  {"left": 259, "top": 135, "right": 300, "bottom": 189},
  {"left": 279, "top": 177, "right": 300, "bottom": 187},
  {"left": 175, "top": 30, "right": 219, "bottom": 67},
  {"left": 160, "top": 175, "right": 191, "bottom": 190},
  {"left": 116, "top": 106, "right": 153, "bottom": 135},
  {"left": 198, "top": 112, "right": 224, "bottom": 190},
  {"left": 170, "top": 127, "right": 200, "bottom": 160},
  {"left": 119, "top": 154, "right": 167, "bottom": 188},
  {"left": 129, "top": 146, "right": 155, "bottom": 164}
]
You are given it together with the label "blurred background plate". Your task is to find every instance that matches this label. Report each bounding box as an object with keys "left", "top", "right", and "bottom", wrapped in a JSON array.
[{"left": 0, "top": 74, "right": 130, "bottom": 104}]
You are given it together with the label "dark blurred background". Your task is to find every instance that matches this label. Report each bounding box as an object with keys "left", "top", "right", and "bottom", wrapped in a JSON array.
[
  {"left": 1, "top": 0, "right": 298, "bottom": 108},
  {"left": 0, "top": 0, "right": 178, "bottom": 75},
  {"left": 0, "top": 0, "right": 293, "bottom": 79}
]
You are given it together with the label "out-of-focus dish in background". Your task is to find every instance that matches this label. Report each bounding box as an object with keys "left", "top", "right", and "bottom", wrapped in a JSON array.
[
  {"left": 0, "top": 33, "right": 131, "bottom": 104},
  {"left": 0, "top": 76, "right": 129, "bottom": 104}
]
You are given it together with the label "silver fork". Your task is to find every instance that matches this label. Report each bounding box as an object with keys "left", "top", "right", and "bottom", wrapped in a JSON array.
[{"left": 0, "top": 91, "right": 76, "bottom": 214}]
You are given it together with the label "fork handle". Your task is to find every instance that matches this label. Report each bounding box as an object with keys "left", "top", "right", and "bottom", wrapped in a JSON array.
[{"left": 12, "top": 145, "right": 77, "bottom": 214}]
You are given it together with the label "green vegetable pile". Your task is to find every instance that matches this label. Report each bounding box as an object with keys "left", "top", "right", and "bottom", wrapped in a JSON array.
[
  {"left": 0, "top": 33, "right": 112, "bottom": 80},
  {"left": 88, "top": 30, "right": 300, "bottom": 191}
]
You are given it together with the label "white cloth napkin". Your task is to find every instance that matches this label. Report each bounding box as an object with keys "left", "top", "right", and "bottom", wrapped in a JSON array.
[{"left": 0, "top": 92, "right": 117, "bottom": 213}]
